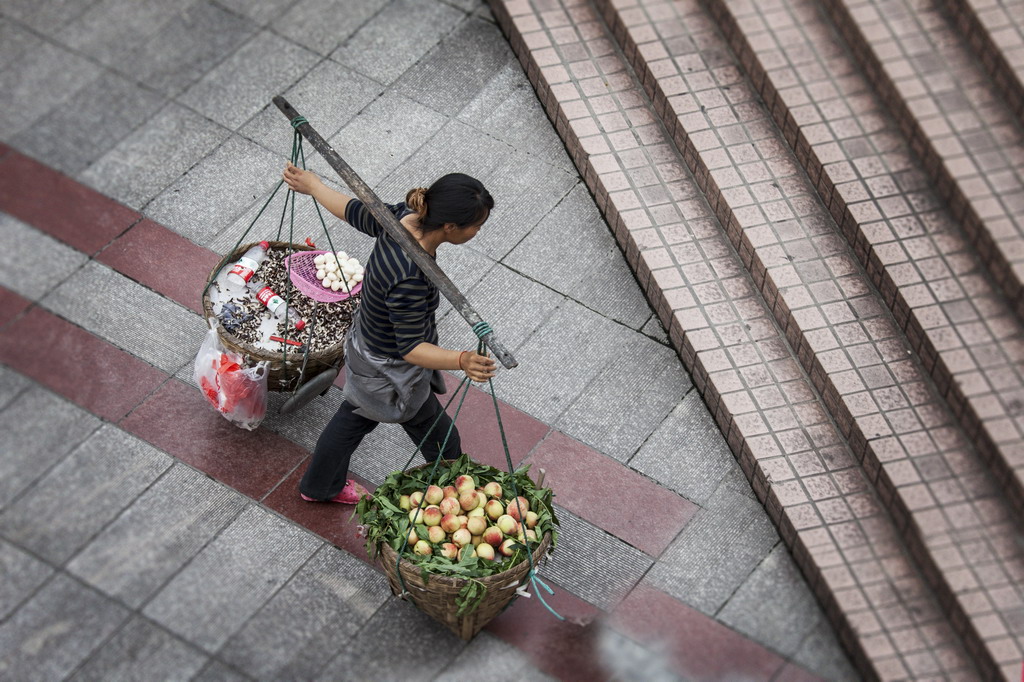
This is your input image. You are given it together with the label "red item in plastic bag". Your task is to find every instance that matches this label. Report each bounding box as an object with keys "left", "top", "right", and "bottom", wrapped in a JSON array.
[{"left": 193, "top": 323, "right": 268, "bottom": 430}]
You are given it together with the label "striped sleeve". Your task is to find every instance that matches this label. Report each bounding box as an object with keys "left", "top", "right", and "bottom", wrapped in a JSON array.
[
  {"left": 344, "top": 199, "right": 389, "bottom": 237},
  {"left": 387, "top": 276, "right": 432, "bottom": 356}
]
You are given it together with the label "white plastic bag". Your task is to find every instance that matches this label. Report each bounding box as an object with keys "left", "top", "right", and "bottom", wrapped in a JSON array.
[{"left": 193, "top": 321, "right": 269, "bottom": 430}]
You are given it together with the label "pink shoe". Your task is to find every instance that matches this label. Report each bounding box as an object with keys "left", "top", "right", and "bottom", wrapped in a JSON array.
[{"left": 300, "top": 480, "right": 369, "bottom": 504}]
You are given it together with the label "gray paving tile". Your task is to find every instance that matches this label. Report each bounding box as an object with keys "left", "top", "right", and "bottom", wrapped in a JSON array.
[
  {"left": 67, "top": 463, "right": 247, "bottom": 608},
  {"left": 645, "top": 491, "right": 780, "bottom": 616},
  {"left": 436, "top": 261, "right": 560, "bottom": 355},
  {"left": 40, "top": 261, "right": 207, "bottom": 374},
  {"left": 556, "top": 337, "right": 689, "bottom": 461},
  {"left": 143, "top": 505, "right": 321, "bottom": 652},
  {"left": 459, "top": 61, "right": 574, "bottom": 174},
  {"left": 326, "top": 90, "right": 448, "bottom": 188},
  {"left": 263, "top": 387, "right": 346, "bottom": 452},
  {"left": 0, "top": 573, "right": 129, "bottom": 681},
  {"left": 397, "top": 17, "right": 513, "bottom": 117},
  {"left": 373, "top": 118, "right": 513, "bottom": 204},
  {"left": 504, "top": 183, "right": 650, "bottom": 328},
  {"left": 69, "top": 616, "right": 208, "bottom": 682},
  {"left": 716, "top": 543, "right": 825, "bottom": 658},
  {"left": 467, "top": 150, "right": 578, "bottom": 262},
  {"left": 0, "top": 539, "right": 53, "bottom": 621},
  {"left": 791, "top": 618, "right": 860, "bottom": 681},
  {"left": 11, "top": 70, "right": 165, "bottom": 176},
  {"left": 215, "top": 0, "right": 293, "bottom": 24},
  {"left": 543, "top": 505, "right": 653, "bottom": 610},
  {"left": 190, "top": 661, "right": 251, "bottom": 682},
  {"left": 596, "top": 624, "right": 680, "bottom": 682},
  {"left": 0, "top": 214, "right": 89, "bottom": 299},
  {"left": 493, "top": 299, "right": 632, "bottom": 423},
  {"left": 55, "top": 0, "right": 204, "bottom": 67},
  {"left": 0, "top": 0, "right": 98, "bottom": 35},
  {"left": 218, "top": 544, "right": 391, "bottom": 680},
  {"left": 0, "top": 41, "right": 102, "bottom": 140},
  {"left": 0, "top": 424, "right": 172, "bottom": 564},
  {"left": 0, "top": 366, "right": 32, "bottom": 411},
  {"left": 80, "top": 103, "right": 231, "bottom": 210},
  {"left": 436, "top": 631, "right": 554, "bottom": 681},
  {"left": 179, "top": 29, "right": 320, "bottom": 131},
  {"left": 0, "top": 16, "right": 43, "bottom": 72},
  {"left": 145, "top": 135, "right": 283, "bottom": 245},
  {"left": 239, "top": 59, "right": 383, "bottom": 153},
  {"left": 641, "top": 314, "right": 669, "bottom": 344},
  {"left": 315, "top": 598, "right": 466, "bottom": 681},
  {"left": 276, "top": 0, "right": 388, "bottom": 56},
  {"left": 332, "top": 0, "right": 463, "bottom": 85},
  {"left": 113, "top": 0, "right": 258, "bottom": 97},
  {"left": 630, "top": 391, "right": 739, "bottom": 506},
  {"left": 0, "top": 386, "right": 100, "bottom": 509}
]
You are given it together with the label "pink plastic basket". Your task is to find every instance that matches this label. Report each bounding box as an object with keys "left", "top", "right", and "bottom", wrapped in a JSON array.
[{"left": 284, "top": 250, "right": 363, "bottom": 303}]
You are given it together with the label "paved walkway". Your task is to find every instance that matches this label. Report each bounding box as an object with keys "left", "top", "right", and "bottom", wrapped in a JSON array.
[{"left": 0, "top": 0, "right": 854, "bottom": 680}]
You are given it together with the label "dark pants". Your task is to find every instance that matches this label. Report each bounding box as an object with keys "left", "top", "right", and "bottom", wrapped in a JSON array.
[{"left": 299, "top": 393, "right": 461, "bottom": 500}]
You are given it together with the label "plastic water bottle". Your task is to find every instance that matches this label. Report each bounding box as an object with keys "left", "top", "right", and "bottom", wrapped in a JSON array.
[
  {"left": 246, "top": 280, "right": 306, "bottom": 331},
  {"left": 226, "top": 241, "right": 270, "bottom": 290}
]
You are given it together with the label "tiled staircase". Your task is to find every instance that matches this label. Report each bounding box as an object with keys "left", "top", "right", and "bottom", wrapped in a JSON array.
[{"left": 486, "top": 0, "right": 1024, "bottom": 678}]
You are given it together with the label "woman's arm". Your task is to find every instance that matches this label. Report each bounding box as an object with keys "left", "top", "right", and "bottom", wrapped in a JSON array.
[
  {"left": 403, "top": 342, "right": 496, "bottom": 383},
  {"left": 282, "top": 162, "right": 352, "bottom": 221}
]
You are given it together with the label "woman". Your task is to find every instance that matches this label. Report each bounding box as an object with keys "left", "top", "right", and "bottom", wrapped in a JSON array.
[{"left": 282, "top": 162, "right": 497, "bottom": 504}]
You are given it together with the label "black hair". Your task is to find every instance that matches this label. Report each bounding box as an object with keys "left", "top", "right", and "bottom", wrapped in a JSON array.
[{"left": 405, "top": 173, "right": 494, "bottom": 232}]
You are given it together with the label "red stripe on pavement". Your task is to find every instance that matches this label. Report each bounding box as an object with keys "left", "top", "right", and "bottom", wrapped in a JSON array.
[
  {"left": 120, "top": 378, "right": 309, "bottom": 500},
  {"left": 0, "top": 152, "right": 139, "bottom": 254},
  {"left": 611, "top": 582, "right": 793, "bottom": 680},
  {"left": 97, "top": 219, "right": 221, "bottom": 316},
  {"left": 526, "top": 431, "right": 698, "bottom": 556},
  {"left": 0, "top": 303, "right": 167, "bottom": 422},
  {"left": 0, "top": 288, "right": 32, "bottom": 329}
]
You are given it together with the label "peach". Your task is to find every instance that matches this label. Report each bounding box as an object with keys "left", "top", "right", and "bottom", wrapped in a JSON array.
[
  {"left": 467, "top": 507, "right": 485, "bottom": 518},
  {"left": 440, "top": 543, "right": 459, "bottom": 559},
  {"left": 457, "top": 515, "right": 469, "bottom": 529},
  {"left": 483, "top": 481, "right": 502, "bottom": 498},
  {"left": 408, "top": 509, "right": 424, "bottom": 525},
  {"left": 408, "top": 491, "right": 424, "bottom": 508},
  {"left": 424, "top": 485, "right": 444, "bottom": 505},
  {"left": 399, "top": 495, "right": 411, "bottom": 511},
  {"left": 525, "top": 511, "right": 540, "bottom": 529},
  {"left": 466, "top": 516, "right": 487, "bottom": 536},
  {"left": 484, "top": 499, "right": 504, "bottom": 521},
  {"left": 413, "top": 540, "right": 432, "bottom": 556},
  {"left": 459, "top": 491, "right": 479, "bottom": 511},
  {"left": 454, "top": 475, "right": 476, "bottom": 494},
  {"left": 475, "top": 491, "right": 488, "bottom": 509},
  {"left": 443, "top": 485, "right": 458, "bottom": 499},
  {"left": 440, "top": 514, "right": 461, "bottom": 534},
  {"left": 482, "top": 526, "right": 503, "bottom": 547},
  {"left": 496, "top": 515, "right": 518, "bottom": 535},
  {"left": 499, "top": 538, "right": 517, "bottom": 556},
  {"left": 439, "top": 497, "right": 461, "bottom": 516},
  {"left": 421, "top": 506, "right": 442, "bottom": 527},
  {"left": 407, "top": 528, "right": 419, "bottom": 544},
  {"left": 427, "top": 525, "right": 446, "bottom": 544},
  {"left": 476, "top": 543, "right": 496, "bottom": 561},
  {"left": 525, "top": 529, "right": 537, "bottom": 542},
  {"left": 452, "top": 528, "right": 472, "bottom": 547},
  {"left": 507, "top": 496, "right": 530, "bottom": 522},
  {"left": 471, "top": 534, "right": 483, "bottom": 546}
]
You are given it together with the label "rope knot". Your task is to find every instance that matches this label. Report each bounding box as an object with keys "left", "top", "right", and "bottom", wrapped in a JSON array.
[
  {"left": 472, "top": 321, "right": 493, "bottom": 339},
  {"left": 290, "top": 115, "right": 308, "bottom": 129}
]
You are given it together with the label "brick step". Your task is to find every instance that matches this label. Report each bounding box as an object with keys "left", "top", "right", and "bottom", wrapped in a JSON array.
[
  {"left": 591, "top": 0, "right": 1024, "bottom": 677},
  {"left": 488, "top": 0, "right": 978, "bottom": 677},
  {"left": 943, "top": 0, "right": 1024, "bottom": 125},
  {"left": 819, "top": 0, "right": 1024, "bottom": 325},
  {"left": 708, "top": 0, "right": 1024, "bottom": 546}
]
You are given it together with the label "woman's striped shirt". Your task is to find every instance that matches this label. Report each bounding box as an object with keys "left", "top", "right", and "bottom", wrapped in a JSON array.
[{"left": 345, "top": 199, "right": 438, "bottom": 358}]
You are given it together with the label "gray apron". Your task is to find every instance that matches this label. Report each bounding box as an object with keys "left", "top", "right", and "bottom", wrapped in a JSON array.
[{"left": 342, "top": 314, "right": 447, "bottom": 423}]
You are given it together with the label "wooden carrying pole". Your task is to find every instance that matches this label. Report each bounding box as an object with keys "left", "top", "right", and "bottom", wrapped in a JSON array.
[{"left": 274, "top": 96, "right": 517, "bottom": 369}]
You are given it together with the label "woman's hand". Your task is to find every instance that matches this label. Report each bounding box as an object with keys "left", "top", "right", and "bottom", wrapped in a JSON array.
[
  {"left": 283, "top": 162, "right": 322, "bottom": 196},
  {"left": 461, "top": 350, "right": 497, "bottom": 383}
]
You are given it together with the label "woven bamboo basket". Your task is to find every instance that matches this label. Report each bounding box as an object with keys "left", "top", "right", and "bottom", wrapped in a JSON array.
[
  {"left": 378, "top": 529, "right": 552, "bottom": 640},
  {"left": 202, "top": 241, "right": 349, "bottom": 392}
]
